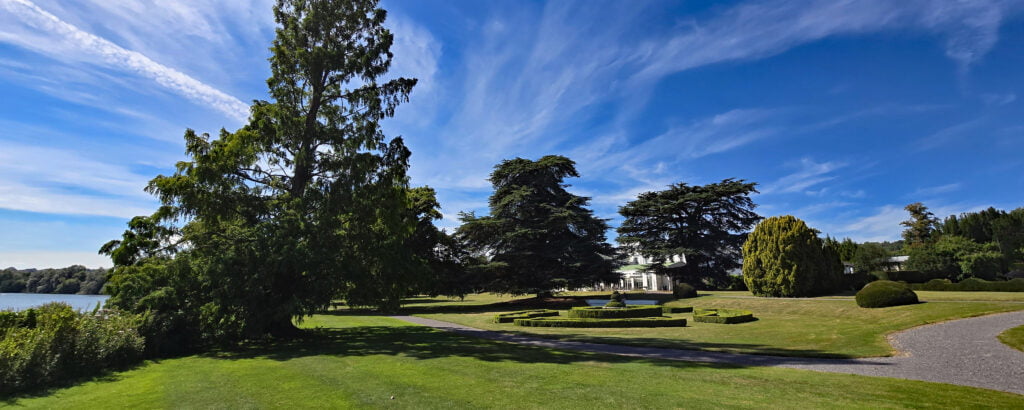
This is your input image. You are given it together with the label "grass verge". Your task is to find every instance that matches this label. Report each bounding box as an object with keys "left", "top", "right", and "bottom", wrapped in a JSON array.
[
  {"left": 4, "top": 314, "right": 1022, "bottom": 408},
  {"left": 998, "top": 324, "right": 1024, "bottom": 352}
]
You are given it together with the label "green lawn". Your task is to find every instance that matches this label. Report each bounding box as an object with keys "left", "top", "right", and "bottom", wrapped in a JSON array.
[
  {"left": 419, "top": 291, "right": 1024, "bottom": 358},
  {"left": 5, "top": 315, "right": 1022, "bottom": 408},
  {"left": 999, "top": 324, "right": 1024, "bottom": 352}
]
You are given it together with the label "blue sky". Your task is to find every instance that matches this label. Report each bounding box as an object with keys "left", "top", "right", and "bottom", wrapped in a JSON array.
[{"left": 1, "top": 0, "right": 1023, "bottom": 268}]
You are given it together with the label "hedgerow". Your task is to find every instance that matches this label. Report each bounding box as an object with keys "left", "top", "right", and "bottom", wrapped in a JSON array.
[
  {"left": 513, "top": 317, "right": 686, "bottom": 328},
  {"left": 908, "top": 277, "right": 1024, "bottom": 292},
  {"left": 492, "top": 309, "right": 560, "bottom": 323},
  {"left": 692, "top": 308, "right": 755, "bottom": 324},
  {"left": 566, "top": 306, "right": 664, "bottom": 319}
]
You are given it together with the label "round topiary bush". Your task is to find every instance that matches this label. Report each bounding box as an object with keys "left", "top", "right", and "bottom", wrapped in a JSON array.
[
  {"left": 673, "top": 283, "right": 698, "bottom": 299},
  {"left": 605, "top": 291, "right": 626, "bottom": 307},
  {"left": 856, "top": 280, "right": 919, "bottom": 308}
]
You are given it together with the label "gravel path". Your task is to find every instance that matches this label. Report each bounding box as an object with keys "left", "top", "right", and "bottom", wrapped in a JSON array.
[{"left": 393, "top": 310, "right": 1024, "bottom": 395}]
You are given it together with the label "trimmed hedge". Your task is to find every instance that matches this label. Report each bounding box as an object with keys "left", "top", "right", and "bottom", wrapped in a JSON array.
[
  {"left": 514, "top": 317, "right": 686, "bottom": 328},
  {"left": 908, "top": 277, "right": 1024, "bottom": 292},
  {"left": 692, "top": 308, "right": 755, "bottom": 324},
  {"left": 662, "top": 306, "right": 693, "bottom": 314},
  {"left": 493, "top": 309, "right": 560, "bottom": 323},
  {"left": 673, "top": 283, "right": 698, "bottom": 299},
  {"left": 567, "top": 306, "right": 664, "bottom": 319},
  {"left": 856, "top": 280, "right": 919, "bottom": 308}
]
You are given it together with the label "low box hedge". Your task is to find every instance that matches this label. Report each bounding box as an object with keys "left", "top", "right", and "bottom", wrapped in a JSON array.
[
  {"left": 492, "top": 309, "right": 560, "bottom": 324},
  {"left": 513, "top": 317, "right": 686, "bottom": 328},
  {"left": 662, "top": 306, "right": 693, "bottom": 314},
  {"left": 692, "top": 308, "right": 755, "bottom": 324},
  {"left": 908, "top": 277, "right": 1024, "bottom": 292},
  {"left": 566, "top": 305, "right": 665, "bottom": 319}
]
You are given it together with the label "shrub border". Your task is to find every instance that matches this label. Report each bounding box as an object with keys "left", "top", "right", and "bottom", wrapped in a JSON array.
[
  {"left": 513, "top": 317, "right": 687, "bottom": 328},
  {"left": 692, "top": 308, "right": 755, "bottom": 324},
  {"left": 492, "top": 309, "right": 560, "bottom": 323},
  {"left": 566, "top": 305, "right": 664, "bottom": 319},
  {"left": 662, "top": 306, "right": 693, "bottom": 314}
]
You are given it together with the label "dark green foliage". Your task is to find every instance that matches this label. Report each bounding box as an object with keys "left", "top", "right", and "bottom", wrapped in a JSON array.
[
  {"left": 617, "top": 179, "right": 761, "bottom": 287},
  {"left": 673, "top": 283, "right": 698, "bottom": 299},
  {"left": 824, "top": 237, "right": 860, "bottom": 262},
  {"left": 692, "top": 308, "right": 755, "bottom": 324},
  {"left": 908, "top": 278, "right": 1024, "bottom": 292},
  {"left": 101, "top": 0, "right": 425, "bottom": 348},
  {"left": 492, "top": 310, "right": 560, "bottom": 324},
  {"left": 742, "top": 216, "right": 843, "bottom": 297},
  {"left": 609, "top": 291, "right": 624, "bottom": 302},
  {"left": 567, "top": 306, "right": 665, "bottom": 319},
  {"left": 851, "top": 243, "right": 890, "bottom": 274},
  {"left": 855, "top": 281, "right": 919, "bottom": 308},
  {"left": 662, "top": 306, "right": 693, "bottom": 313},
  {"left": 513, "top": 317, "right": 686, "bottom": 328},
  {"left": 958, "top": 251, "right": 1004, "bottom": 281},
  {"left": 885, "top": 270, "right": 943, "bottom": 284},
  {"left": 604, "top": 301, "right": 626, "bottom": 308},
  {"left": 0, "top": 266, "right": 108, "bottom": 295},
  {"left": 901, "top": 203, "right": 939, "bottom": 247},
  {"left": 457, "top": 156, "right": 618, "bottom": 295},
  {"left": 0, "top": 303, "right": 145, "bottom": 395}
]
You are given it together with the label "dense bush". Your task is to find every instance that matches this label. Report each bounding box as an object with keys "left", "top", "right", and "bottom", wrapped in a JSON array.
[
  {"left": 513, "top": 317, "right": 686, "bottom": 328},
  {"left": 662, "top": 306, "right": 693, "bottom": 314},
  {"left": 742, "top": 216, "right": 843, "bottom": 297},
  {"left": 908, "top": 278, "right": 1024, "bottom": 292},
  {"left": 492, "top": 310, "right": 560, "bottom": 324},
  {"left": 692, "top": 308, "right": 755, "bottom": 324},
  {"left": 673, "top": 283, "right": 698, "bottom": 299},
  {"left": 0, "top": 303, "right": 145, "bottom": 394},
  {"left": 567, "top": 306, "right": 664, "bottom": 319},
  {"left": 885, "top": 270, "right": 941, "bottom": 284},
  {"left": 855, "top": 281, "right": 919, "bottom": 308}
]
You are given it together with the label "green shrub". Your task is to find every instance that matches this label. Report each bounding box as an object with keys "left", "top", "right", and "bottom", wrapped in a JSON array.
[
  {"left": 742, "top": 216, "right": 843, "bottom": 297},
  {"left": 604, "top": 301, "right": 626, "bottom": 308},
  {"left": 513, "top": 317, "right": 686, "bottom": 328},
  {"left": 0, "top": 303, "right": 145, "bottom": 395},
  {"left": 855, "top": 281, "right": 919, "bottom": 308},
  {"left": 692, "top": 308, "right": 755, "bottom": 324},
  {"left": 673, "top": 283, "right": 698, "bottom": 299},
  {"left": 492, "top": 309, "right": 560, "bottom": 324},
  {"left": 909, "top": 277, "right": 1024, "bottom": 292},
  {"left": 886, "top": 270, "right": 940, "bottom": 284},
  {"left": 567, "top": 306, "right": 664, "bottom": 319},
  {"left": 662, "top": 306, "right": 693, "bottom": 314}
]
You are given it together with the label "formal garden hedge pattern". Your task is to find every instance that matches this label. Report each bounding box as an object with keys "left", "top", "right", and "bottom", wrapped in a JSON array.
[
  {"left": 492, "top": 310, "right": 560, "bottom": 323},
  {"left": 567, "top": 306, "right": 664, "bottom": 319},
  {"left": 692, "top": 308, "right": 755, "bottom": 324},
  {"left": 513, "top": 317, "right": 687, "bottom": 328},
  {"left": 856, "top": 280, "right": 920, "bottom": 308},
  {"left": 909, "top": 277, "right": 1024, "bottom": 292}
]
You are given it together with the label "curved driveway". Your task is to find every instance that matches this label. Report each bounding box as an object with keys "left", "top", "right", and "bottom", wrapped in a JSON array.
[{"left": 393, "top": 310, "right": 1024, "bottom": 395}]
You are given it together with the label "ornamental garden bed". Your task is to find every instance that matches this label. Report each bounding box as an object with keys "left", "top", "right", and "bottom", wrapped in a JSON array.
[
  {"left": 492, "top": 309, "right": 560, "bottom": 323},
  {"left": 513, "top": 317, "right": 687, "bottom": 328},
  {"left": 566, "top": 305, "right": 664, "bottom": 319},
  {"left": 692, "top": 308, "right": 755, "bottom": 324}
]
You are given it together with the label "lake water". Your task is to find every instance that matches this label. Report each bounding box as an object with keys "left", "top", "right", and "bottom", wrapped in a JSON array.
[
  {"left": 585, "top": 299, "right": 658, "bottom": 306},
  {"left": 0, "top": 293, "right": 110, "bottom": 312}
]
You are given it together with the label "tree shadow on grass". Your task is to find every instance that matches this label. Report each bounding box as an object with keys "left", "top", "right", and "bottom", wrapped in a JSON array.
[{"left": 204, "top": 318, "right": 877, "bottom": 371}]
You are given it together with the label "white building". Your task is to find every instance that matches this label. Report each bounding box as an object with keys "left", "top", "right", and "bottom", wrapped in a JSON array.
[{"left": 589, "top": 253, "right": 683, "bottom": 292}]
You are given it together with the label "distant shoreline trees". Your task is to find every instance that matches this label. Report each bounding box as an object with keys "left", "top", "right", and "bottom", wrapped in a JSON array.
[{"left": 0, "top": 266, "right": 108, "bottom": 295}]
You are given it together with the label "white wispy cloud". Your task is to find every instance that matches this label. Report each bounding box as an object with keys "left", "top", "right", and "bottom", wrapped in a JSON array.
[
  {"left": 0, "top": 251, "right": 111, "bottom": 269},
  {"left": 909, "top": 183, "right": 962, "bottom": 197},
  {"left": 0, "top": 0, "right": 250, "bottom": 121},
  {"left": 761, "top": 158, "right": 847, "bottom": 195}
]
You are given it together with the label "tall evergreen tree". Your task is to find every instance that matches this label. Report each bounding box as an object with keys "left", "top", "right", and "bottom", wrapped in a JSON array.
[
  {"left": 617, "top": 179, "right": 761, "bottom": 287},
  {"left": 742, "top": 215, "right": 843, "bottom": 297},
  {"left": 901, "top": 202, "right": 939, "bottom": 247},
  {"left": 103, "top": 0, "right": 418, "bottom": 342},
  {"left": 457, "top": 156, "right": 618, "bottom": 295}
]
